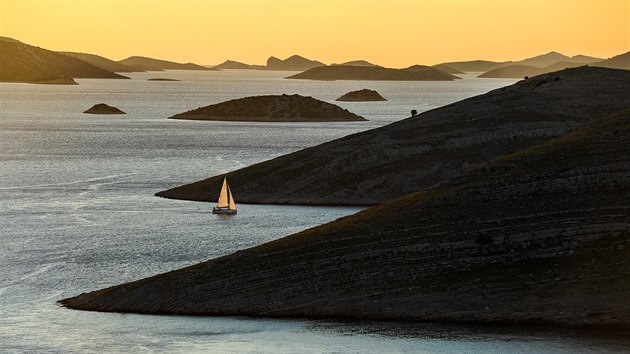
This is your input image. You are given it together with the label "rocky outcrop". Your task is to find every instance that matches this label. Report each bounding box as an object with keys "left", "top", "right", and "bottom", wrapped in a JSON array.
[
  {"left": 118, "top": 56, "right": 217, "bottom": 71},
  {"left": 265, "top": 55, "right": 325, "bottom": 71},
  {"left": 157, "top": 67, "right": 630, "bottom": 205},
  {"left": 60, "top": 109, "right": 630, "bottom": 328},
  {"left": 83, "top": 103, "right": 125, "bottom": 114},
  {"left": 335, "top": 89, "right": 387, "bottom": 101},
  {"left": 0, "top": 38, "right": 129, "bottom": 83},
  {"left": 169, "top": 94, "right": 367, "bottom": 122},
  {"left": 286, "top": 65, "right": 458, "bottom": 81}
]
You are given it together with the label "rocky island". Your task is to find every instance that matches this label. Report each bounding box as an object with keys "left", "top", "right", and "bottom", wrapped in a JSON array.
[
  {"left": 168, "top": 94, "right": 366, "bottom": 122},
  {"left": 83, "top": 104, "right": 125, "bottom": 114},
  {"left": 335, "top": 89, "right": 387, "bottom": 101},
  {"left": 286, "top": 65, "right": 458, "bottom": 81},
  {"left": 157, "top": 67, "right": 630, "bottom": 205},
  {"left": 60, "top": 107, "right": 630, "bottom": 328},
  {"left": 59, "top": 51, "right": 140, "bottom": 72}
]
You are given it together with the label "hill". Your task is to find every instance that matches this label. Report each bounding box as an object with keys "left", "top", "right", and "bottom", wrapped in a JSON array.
[
  {"left": 169, "top": 94, "right": 367, "bottom": 122},
  {"left": 60, "top": 108, "right": 630, "bottom": 328},
  {"left": 157, "top": 67, "right": 630, "bottom": 205},
  {"left": 332, "top": 60, "right": 381, "bottom": 67},
  {"left": 516, "top": 51, "right": 571, "bottom": 67},
  {"left": 0, "top": 39, "right": 129, "bottom": 83},
  {"left": 594, "top": 51, "right": 630, "bottom": 70},
  {"left": 212, "top": 60, "right": 265, "bottom": 70},
  {"left": 58, "top": 52, "right": 140, "bottom": 72},
  {"left": 118, "top": 56, "right": 217, "bottom": 71},
  {"left": 286, "top": 65, "right": 458, "bottom": 81},
  {"left": 266, "top": 55, "right": 325, "bottom": 71}
]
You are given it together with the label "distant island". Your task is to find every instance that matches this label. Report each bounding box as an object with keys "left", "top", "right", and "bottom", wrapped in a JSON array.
[
  {"left": 83, "top": 103, "right": 125, "bottom": 114},
  {"left": 265, "top": 55, "right": 325, "bottom": 71},
  {"left": 58, "top": 51, "right": 140, "bottom": 73},
  {"left": 335, "top": 89, "right": 387, "bottom": 101},
  {"left": 169, "top": 94, "right": 367, "bottom": 122},
  {"left": 61, "top": 69, "right": 630, "bottom": 328},
  {"left": 212, "top": 60, "right": 266, "bottom": 70},
  {"left": 286, "top": 65, "right": 458, "bottom": 81},
  {"left": 118, "top": 56, "right": 218, "bottom": 71},
  {"left": 0, "top": 37, "right": 128, "bottom": 84}
]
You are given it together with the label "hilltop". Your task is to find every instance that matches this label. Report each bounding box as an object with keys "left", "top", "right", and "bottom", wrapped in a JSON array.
[
  {"left": 157, "top": 67, "right": 630, "bottom": 205},
  {"left": 335, "top": 89, "right": 387, "bottom": 101},
  {"left": 212, "top": 60, "right": 265, "bottom": 70},
  {"left": 286, "top": 65, "right": 458, "bottom": 81},
  {"left": 118, "top": 56, "right": 217, "bottom": 71},
  {"left": 266, "top": 55, "right": 325, "bottom": 71},
  {"left": 58, "top": 52, "right": 140, "bottom": 72},
  {"left": 61, "top": 108, "right": 630, "bottom": 328},
  {"left": 332, "top": 60, "right": 381, "bottom": 67},
  {"left": 435, "top": 59, "right": 510, "bottom": 72},
  {"left": 169, "top": 94, "right": 367, "bottom": 122},
  {"left": 0, "top": 38, "right": 128, "bottom": 83}
]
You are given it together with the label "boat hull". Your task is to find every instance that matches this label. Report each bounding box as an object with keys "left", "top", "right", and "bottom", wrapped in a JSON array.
[{"left": 212, "top": 207, "right": 237, "bottom": 215}]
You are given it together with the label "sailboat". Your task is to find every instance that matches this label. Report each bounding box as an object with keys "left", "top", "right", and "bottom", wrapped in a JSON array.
[{"left": 212, "top": 177, "right": 237, "bottom": 215}]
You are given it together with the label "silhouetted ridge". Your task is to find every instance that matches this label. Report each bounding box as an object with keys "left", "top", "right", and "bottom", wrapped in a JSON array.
[{"left": 157, "top": 67, "right": 630, "bottom": 205}]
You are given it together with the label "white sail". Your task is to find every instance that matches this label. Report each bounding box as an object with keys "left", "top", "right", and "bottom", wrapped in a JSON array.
[
  {"left": 216, "top": 178, "right": 229, "bottom": 208},
  {"left": 228, "top": 185, "right": 236, "bottom": 210}
]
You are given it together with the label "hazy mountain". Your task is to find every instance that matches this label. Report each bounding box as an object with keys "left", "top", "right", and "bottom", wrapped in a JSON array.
[
  {"left": 212, "top": 60, "right": 265, "bottom": 70},
  {"left": 516, "top": 51, "right": 571, "bottom": 67},
  {"left": 265, "top": 55, "right": 325, "bottom": 71},
  {"left": 431, "top": 63, "right": 464, "bottom": 74},
  {"left": 0, "top": 38, "right": 128, "bottom": 83},
  {"left": 118, "top": 56, "right": 217, "bottom": 71},
  {"left": 286, "top": 65, "right": 458, "bottom": 81},
  {"left": 62, "top": 100, "right": 630, "bottom": 329},
  {"left": 156, "top": 67, "right": 630, "bottom": 205},
  {"left": 58, "top": 51, "right": 140, "bottom": 72},
  {"left": 477, "top": 64, "right": 546, "bottom": 78},
  {"left": 593, "top": 51, "right": 630, "bottom": 70}
]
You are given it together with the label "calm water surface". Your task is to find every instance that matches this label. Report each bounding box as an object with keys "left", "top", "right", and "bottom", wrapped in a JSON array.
[{"left": 1, "top": 70, "right": 628, "bottom": 353}]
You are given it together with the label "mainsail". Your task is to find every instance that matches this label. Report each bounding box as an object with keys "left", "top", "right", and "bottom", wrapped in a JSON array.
[
  {"left": 216, "top": 177, "right": 237, "bottom": 211},
  {"left": 216, "top": 178, "right": 229, "bottom": 208}
]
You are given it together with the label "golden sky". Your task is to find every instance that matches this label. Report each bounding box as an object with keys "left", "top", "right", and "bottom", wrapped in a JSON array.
[{"left": 1, "top": 0, "right": 628, "bottom": 67}]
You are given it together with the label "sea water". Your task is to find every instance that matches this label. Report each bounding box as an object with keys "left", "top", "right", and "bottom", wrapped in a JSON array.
[{"left": 1, "top": 70, "right": 628, "bottom": 353}]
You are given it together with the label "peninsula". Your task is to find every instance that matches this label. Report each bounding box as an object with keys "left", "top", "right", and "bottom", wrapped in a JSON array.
[
  {"left": 61, "top": 108, "right": 630, "bottom": 328},
  {"left": 168, "top": 94, "right": 367, "bottom": 122},
  {"left": 0, "top": 37, "right": 129, "bottom": 83},
  {"left": 157, "top": 67, "right": 630, "bottom": 205}
]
